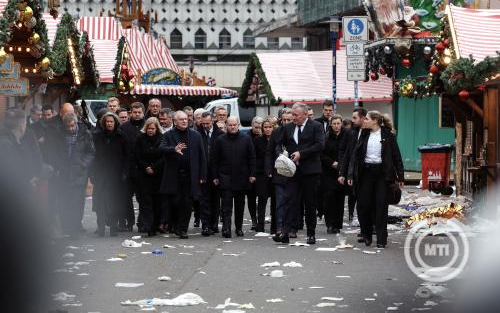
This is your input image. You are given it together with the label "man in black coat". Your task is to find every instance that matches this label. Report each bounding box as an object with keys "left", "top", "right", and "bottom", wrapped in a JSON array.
[
  {"left": 119, "top": 102, "right": 145, "bottom": 231},
  {"left": 199, "top": 111, "right": 224, "bottom": 236},
  {"left": 273, "top": 102, "right": 325, "bottom": 245},
  {"left": 159, "top": 111, "right": 207, "bottom": 239},
  {"left": 213, "top": 116, "right": 256, "bottom": 238}
]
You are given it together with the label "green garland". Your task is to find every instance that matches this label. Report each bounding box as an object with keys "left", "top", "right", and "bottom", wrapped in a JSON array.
[
  {"left": 396, "top": 75, "right": 437, "bottom": 99},
  {"left": 239, "top": 53, "right": 278, "bottom": 107},
  {"left": 440, "top": 53, "right": 500, "bottom": 95},
  {"left": 0, "top": 0, "right": 17, "bottom": 48},
  {"left": 112, "top": 36, "right": 126, "bottom": 88},
  {"left": 79, "top": 31, "right": 100, "bottom": 87},
  {"left": 51, "top": 13, "right": 81, "bottom": 76}
]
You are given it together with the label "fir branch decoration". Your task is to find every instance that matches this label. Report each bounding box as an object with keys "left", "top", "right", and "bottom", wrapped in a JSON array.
[
  {"left": 0, "top": 0, "right": 17, "bottom": 48},
  {"left": 79, "top": 31, "right": 100, "bottom": 87},
  {"left": 113, "top": 36, "right": 126, "bottom": 88},
  {"left": 51, "top": 13, "right": 81, "bottom": 76},
  {"left": 239, "top": 53, "right": 278, "bottom": 107}
]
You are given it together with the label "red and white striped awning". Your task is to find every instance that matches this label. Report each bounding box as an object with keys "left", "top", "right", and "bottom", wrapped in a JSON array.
[
  {"left": 131, "top": 84, "right": 238, "bottom": 97},
  {"left": 0, "top": 0, "right": 7, "bottom": 16},
  {"left": 448, "top": 5, "right": 500, "bottom": 62},
  {"left": 43, "top": 13, "right": 61, "bottom": 46},
  {"left": 78, "top": 16, "right": 122, "bottom": 41},
  {"left": 256, "top": 50, "right": 393, "bottom": 103}
]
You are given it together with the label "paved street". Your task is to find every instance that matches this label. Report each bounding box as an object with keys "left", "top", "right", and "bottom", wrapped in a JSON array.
[{"left": 48, "top": 197, "right": 456, "bottom": 313}]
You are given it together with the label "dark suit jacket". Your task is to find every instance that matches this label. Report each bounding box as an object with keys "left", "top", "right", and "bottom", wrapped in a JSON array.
[
  {"left": 159, "top": 128, "right": 207, "bottom": 197},
  {"left": 198, "top": 126, "right": 223, "bottom": 179},
  {"left": 338, "top": 126, "right": 361, "bottom": 178},
  {"left": 282, "top": 120, "right": 325, "bottom": 175},
  {"left": 265, "top": 125, "right": 288, "bottom": 186},
  {"left": 315, "top": 115, "right": 330, "bottom": 134}
]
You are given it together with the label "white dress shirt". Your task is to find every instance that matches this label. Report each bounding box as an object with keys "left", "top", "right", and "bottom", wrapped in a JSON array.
[
  {"left": 365, "top": 129, "right": 382, "bottom": 164},
  {"left": 293, "top": 119, "right": 307, "bottom": 144}
]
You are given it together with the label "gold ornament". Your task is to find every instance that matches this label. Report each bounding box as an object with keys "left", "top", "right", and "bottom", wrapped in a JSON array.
[
  {"left": 28, "top": 32, "right": 40, "bottom": 44},
  {"left": 23, "top": 7, "right": 33, "bottom": 21},
  {"left": 40, "top": 57, "right": 51, "bottom": 69},
  {"left": 118, "top": 80, "right": 126, "bottom": 91},
  {"left": 128, "top": 80, "right": 135, "bottom": 90},
  {"left": 17, "top": 1, "right": 28, "bottom": 11},
  {"left": 0, "top": 48, "right": 7, "bottom": 64}
]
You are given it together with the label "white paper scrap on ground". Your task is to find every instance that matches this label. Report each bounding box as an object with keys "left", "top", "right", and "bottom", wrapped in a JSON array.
[
  {"left": 121, "top": 293, "right": 206, "bottom": 307},
  {"left": 77, "top": 273, "right": 89, "bottom": 276},
  {"left": 315, "top": 247, "right": 337, "bottom": 252},
  {"left": 260, "top": 261, "right": 280, "bottom": 267},
  {"left": 74, "top": 261, "right": 90, "bottom": 266},
  {"left": 106, "top": 258, "right": 123, "bottom": 262},
  {"left": 255, "top": 232, "right": 271, "bottom": 237},
  {"left": 163, "top": 244, "right": 176, "bottom": 249},
  {"left": 316, "top": 238, "right": 328, "bottom": 242},
  {"left": 63, "top": 253, "right": 75, "bottom": 258},
  {"left": 270, "top": 270, "right": 284, "bottom": 278},
  {"left": 243, "top": 239, "right": 256, "bottom": 241},
  {"left": 289, "top": 242, "right": 310, "bottom": 247},
  {"left": 336, "top": 244, "right": 354, "bottom": 249},
  {"left": 222, "top": 253, "right": 241, "bottom": 256},
  {"left": 215, "top": 298, "right": 241, "bottom": 309},
  {"left": 157, "top": 276, "right": 172, "bottom": 281},
  {"left": 283, "top": 261, "right": 303, "bottom": 267},
  {"left": 66, "top": 246, "right": 80, "bottom": 250},
  {"left": 222, "top": 310, "right": 245, "bottom": 313},
  {"left": 131, "top": 236, "right": 142, "bottom": 240},
  {"left": 316, "top": 302, "right": 336, "bottom": 307},
  {"left": 362, "top": 250, "right": 378, "bottom": 254},
  {"left": 140, "top": 307, "right": 155, "bottom": 311},
  {"left": 179, "top": 253, "right": 193, "bottom": 256},
  {"left": 122, "top": 240, "right": 150, "bottom": 248},
  {"left": 266, "top": 298, "right": 284, "bottom": 303},
  {"left": 321, "top": 297, "right": 344, "bottom": 301},
  {"left": 115, "top": 283, "right": 144, "bottom": 288},
  {"left": 336, "top": 276, "right": 351, "bottom": 278},
  {"left": 309, "top": 286, "right": 324, "bottom": 289},
  {"left": 53, "top": 292, "right": 76, "bottom": 302},
  {"left": 141, "top": 252, "right": 152, "bottom": 255},
  {"left": 424, "top": 301, "right": 438, "bottom": 306},
  {"left": 223, "top": 240, "right": 233, "bottom": 243},
  {"left": 387, "top": 307, "right": 399, "bottom": 310},
  {"left": 239, "top": 303, "right": 255, "bottom": 309},
  {"left": 365, "top": 298, "right": 376, "bottom": 301}
]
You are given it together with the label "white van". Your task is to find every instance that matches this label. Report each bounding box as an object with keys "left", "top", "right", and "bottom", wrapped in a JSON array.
[{"left": 75, "top": 99, "right": 107, "bottom": 127}]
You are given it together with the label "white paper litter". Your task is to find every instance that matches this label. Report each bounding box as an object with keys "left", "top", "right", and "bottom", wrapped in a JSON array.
[
  {"left": 53, "top": 292, "right": 76, "bottom": 302},
  {"left": 254, "top": 232, "right": 271, "bottom": 237},
  {"left": 365, "top": 298, "right": 376, "bottom": 301},
  {"left": 387, "top": 307, "right": 399, "bottom": 310},
  {"left": 66, "top": 246, "right": 80, "bottom": 250},
  {"left": 115, "top": 283, "right": 144, "bottom": 288},
  {"left": 260, "top": 261, "right": 280, "bottom": 267},
  {"left": 415, "top": 285, "right": 454, "bottom": 299},
  {"left": 336, "top": 276, "right": 351, "bottom": 278},
  {"left": 180, "top": 245, "right": 194, "bottom": 248},
  {"left": 140, "top": 307, "right": 156, "bottom": 311},
  {"left": 289, "top": 242, "right": 310, "bottom": 246},
  {"left": 243, "top": 238, "right": 256, "bottom": 241},
  {"left": 121, "top": 293, "right": 206, "bottom": 307},
  {"left": 121, "top": 240, "right": 151, "bottom": 248},
  {"left": 362, "top": 250, "right": 378, "bottom": 254},
  {"left": 270, "top": 270, "right": 284, "bottom": 278},
  {"left": 321, "top": 297, "right": 344, "bottom": 301},
  {"left": 316, "top": 302, "right": 336, "bottom": 307},
  {"left": 106, "top": 258, "right": 123, "bottom": 262},
  {"left": 131, "top": 235, "right": 142, "bottom": 240},
  {"left": 223, "top": 240, "right": 233, "bottom": 243},
  {"left": 316, "top": 238, "right": 328, "bottom": 242},
  {"left": 74, "top": 261, "right": 90, "bottom": 266},
  {"left": 179, "top": 253, "right": 193, "bottom": 256},
  {"left": 222, "top": 310, "right": 245, "bottom": 313},
  {"left": 309, "top": 286, "right": 324, "bottom": 289},
  {"left": 141, "top": 251, "right": 152, "bottom": 255},
  {"left": 222, "top": 253, "right": 241, "bottom": 256},
  {"left": 266, "top": 298, "right": 284, "bottom": 303},
  {"left": 77, "top": 273, "right": 89, "bottom": 276},
  {"left": 335, "top": 244, "right": 354, "bottom": 249},
  {"left": 63, "top": 253, "right": 75, "bottom": 258},
  {"left": 315, "top": 247, "right": 338, "bottom": 252},
  {"left": 215, "top": 298, "right": 254, "bottom": 310},
  {"left": 424, "top": 301, "right": 438, "bottom": 306},
  {"left": 163, "top": 244, "right": 176, "bottom": 249},
  {"left": 283, "top": 261, "right": 303, "bottom": 267},
  {"left": 157, "top": 276, "right": 172, "bottom": 281}
]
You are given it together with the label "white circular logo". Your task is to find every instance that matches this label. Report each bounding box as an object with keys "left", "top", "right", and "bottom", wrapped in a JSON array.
[{"left": 404, "top": 218, "right": 469, "bottom": 283}]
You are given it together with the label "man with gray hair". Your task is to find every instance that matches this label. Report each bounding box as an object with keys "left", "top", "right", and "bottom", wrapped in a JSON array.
[
  {"left": 27, "top": 104, "right": 43, "bottom": 126},
  {"left": 273, "top": 102, "right": 325, "bottom": 245},
  {"left": 159, "top": 108, "right": 174, "bottom": 133}
]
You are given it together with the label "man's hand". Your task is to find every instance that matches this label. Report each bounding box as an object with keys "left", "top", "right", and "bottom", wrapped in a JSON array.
[
  {"left": 332, "top": 161, "right": 338, "bottom": 169},
  {"left": 268, "top": 174, "right": 272, "bottom": 178},
  {"left": 338, "top": 176, "right": 345, "bottom": 185},
  {"left": 249, "top": 176, "right": 256, "bottom": 183},
  {"left": 213, "top": 179, "right": 219, "bottom": 186},
  {"left": 291, "top": 151, "right": 301, "bottom": 163},
  {"left": 175, "top": 142, "right": 187, "bottom": 155},
  {"left": 146, "top": 167, "right": 154, "bottom": 175},
  {"left": 347, "top": 179, "right": 353, "bottom": 186}
]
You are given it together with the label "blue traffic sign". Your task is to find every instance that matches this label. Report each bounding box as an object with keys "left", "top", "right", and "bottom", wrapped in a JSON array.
[
  {"left": 347, "top": 19, "right": 364, "bottom": 36},
  {"left": 342, "top": 16, "right": 368, "bottom": 42}
]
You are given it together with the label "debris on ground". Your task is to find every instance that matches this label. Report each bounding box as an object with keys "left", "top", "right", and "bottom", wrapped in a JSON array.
[
  {"left": 121, "top": 293, "right": 206, "bottom": 307},
  {"left": 114, "top": 283, "right": 144, "bottom": 288},
  {"left": 260, "top": 261, "right": 280, "bottom": 267},
  {"left": 266, "top": 298, "right": 284, "bottom": 303},
  {"left": 283, "top": 261, "right": 303, "bottom": 267},
  {"left": 157, "top": 276, "right": 172, "bottom": 281},
  {"left": 315, "top": 247, "right": 337, "bottom": 252},
  {"left": 121, "top": 240, "right": 151, "bottom": 248}
]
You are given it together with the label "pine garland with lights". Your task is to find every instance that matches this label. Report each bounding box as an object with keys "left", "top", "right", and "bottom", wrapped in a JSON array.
[
  {"left": 79, "top": 31, "right": 100, "bottom": 87},
  {"left": 0, "top": 0, "right": 17, "bottom": 48},
  {"left": 239, "top": 53, "right": 278, "bottom": 106},
  {"left": 113, "top": 36, "right": 135, "bottom": 92},
  {"left": 51, "top": 13, "right": 81, "bottom": 76}
]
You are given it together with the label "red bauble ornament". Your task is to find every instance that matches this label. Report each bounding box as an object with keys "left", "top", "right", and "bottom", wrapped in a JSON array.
[
  {"left": 370, "top": 72, "right": 379, "bottom": 81},
  {"left": 379, "top": 67, "right": 386, "bottom": 75},
  {"left": 478, "top": 84, "right": 487, "bottom": 92},
  {"left": 401, "top": 58, "right": 411, "bottom": 68},
  {"left": 121, "top": 64, "right": 128, "bottom": 72},
  {"left": 458, "top": 90, "right": 470, "bottom": 100},
  {"left": 430, "top": 65, "right": 439, "bottom": 74},
  {"left": 435, "top": 42, "right": 445, "bottom": 53},
  {"left": 443, "top": 39, "right": 450, "bottom": 47},
  {"left": 127, "top": 69, "right": 134, "bottom": 80}
]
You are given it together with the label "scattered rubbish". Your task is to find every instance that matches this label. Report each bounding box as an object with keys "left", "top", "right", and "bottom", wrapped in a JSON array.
[
  {"left": 316, "top": 238, "right": 328, "bottom": 242},
  {"left": 152, "top": 250, "right": 163, "bottom": 255},
  {"left": 315, "top": 247, "right": 337, "bottom": 252},
  {"left": 309, "top": 286, "right": 324, "bottom": 289},
  {"left": 243, "top": 238, "right": 256, "bottom": 241},
  {"left": 222, "top": 310, "right": 245, "bottom": 313},
  {"left": 336, "top": 276, "right": 351, "bottom": 278},
  {"left": 77, "top": 273, "right": 89, "bottom": 276},
  {"left": 255, "top": 232, "right": 271, "bottom": 237},
  {"left": 223, "top": 240, "right": 233, "bottom": 243},
  {"left": 131, "top": 235, "right": 142, "bottom": 240},
  {"left": 179, "top": 253, "right": 193, "bottom": 256},
  {"left": 141, "top": 252, "right": 152, "bottom": 255},
  {"left": 106, "top": 258, "right": 124, "bottom": 262},
  {"left": 66, "top": 246, "right": 80, "bottom": 250},
  {"left": 63, "top": 253, "right": 75, "bottom": 258},
  {"left": 387, "top": 307, "right": 399, "bottom": 311},
  {"left": 140, "top": 308, "right": 156, "bottom": 311},
  {"left": 362, "top": 250, "right": 378, "bottom": 254},
  {"left": 260, "top": 261, "right": 280, "bottom": 267},
  {"left": 199, "top": 271, "right": 206, "bottom": 274},
  {"left": 53, "top": 292, "right": 76, "bottom": 302},
  {"left": 405, "top": 203, "right": 464, "bottom": 228},
  {"left": 415, "top": 285, "right": 454, "bottom": 299},
  {"left": 115, "top": 283, "right": 144, "bottom": 288},
  {"left": 158, "top": 276, "right": 172, "bottom": 281},
  {"left": 321, "top": 297, "right": 343, "bottom": 301},
  {"left": 239, "top": 303, "right": 255, "bottom": 309},
  {"left": 270, "top": 270, "right": 284, "bottom": 278},
  {"left": 316, "top": 302, "right": 336, "bottom": 307},
  {"left": 117, "top": 253, "right": 127, "bottom": 258},
  {"left": 277, "top": 246, "right": 287, "bottom": 249},
  {"left": 424, "top": 301, "right": 438, "bottom": 306},
  {"left": 365, "top": 298, "right": 376, "bottom": 301},
  {"left": 266, "top": 298, "right": 284, "bottom": 303},
  {"left": 335, "top": 244, "right": 354, "bottom": 249},
  {"left": 121, "top": 293, "right": 206, "bottom": 307},
  {"left": 74, "top": 261, "right": 90, "bottom": 266},
  {"left": 163, "top": 244, "right": 176, "bottom": 249},
  {"left": 179, "top": 245, "right": 194, "bottom": 249},
  {"left": 283, "top": 261, "right": 303, "bottom": 267},
  {"left": 331, "top": 261, "right": 344, "bottom": 265},
  {"left": 289, "top": 242, "right": 310, "bottom": 247},
  {"left": 222, "top": 253, "right": 241, "bottom": 257},
  {"left": 122, "top": 240, "right": 151, "bottom": 248},
  {"left": 411, "top": 308, "right": 431, "bottom": 311}
]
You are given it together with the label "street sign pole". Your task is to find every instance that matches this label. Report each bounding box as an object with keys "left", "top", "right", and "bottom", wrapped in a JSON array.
[
  {"left": 343, "top": 16, "right": 368, "bottom": 108},
  {"left": 354, "top": 81, "right": 359, "bottom": 107},
  {"left": 330, "top": 18, "right": 339, "bottom": 113}
]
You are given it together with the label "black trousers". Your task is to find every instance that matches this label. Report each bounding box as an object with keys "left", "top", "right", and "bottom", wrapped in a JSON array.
[
  {"left": 323, "top": 187, "right": 345, "bottom": 229},
  {"left": 357, "top": 165, "right": 389, "bottom": 245},
  {"left": 283, "top": 173, "right": 319, "bottom": 237},
  {"left": 139, "top": 191, "right": 162, "bottom": 232},
  {"left": 257, "top": 190, "right": 276, "bottom": 232},
  {"left": 246, "top": 185, "right": 257, "bottom": 225},
  {"left": 124, "top": 178, "right": 138, "bottom": 227},
  {"left": 221, "top": 189, "right": 245, "bottom": 232},
  {"left": 200, "top": 181, "right": 220, "bottom": 229},
  {"left": 167, "top": 177, "right": 193, "bottom": 233},
  {"left": 348, "top": 191, "right": 357, "bottom": 217},
  {"left": 60, "top": 184, "right": 86, "bottom": 235},
  {"left": 193, "top": 199, "right": 200, "bottom": 223}
]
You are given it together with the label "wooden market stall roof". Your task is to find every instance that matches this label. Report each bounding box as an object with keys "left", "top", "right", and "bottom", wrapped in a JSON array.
[
  {"left": 246, "top": 50, "right": 393, "bottom": 104},
  {"left": 447, "top": 5, "right": 500, "bottom": 62}
]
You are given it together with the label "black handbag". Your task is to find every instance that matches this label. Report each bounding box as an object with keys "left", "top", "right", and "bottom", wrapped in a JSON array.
[{"left": 386, "top": 183, "right": 402, "bottom": 205}]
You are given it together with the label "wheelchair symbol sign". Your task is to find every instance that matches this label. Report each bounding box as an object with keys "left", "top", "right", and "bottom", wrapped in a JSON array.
[{"left": 343, "top": 16, "right": 368, "bottom": 42}]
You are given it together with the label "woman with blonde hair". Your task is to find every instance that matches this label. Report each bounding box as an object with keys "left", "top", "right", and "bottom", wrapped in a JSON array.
[
  {"left": 348, "top": 111, "right": 404, "bottom": 248},
  {"left": 135, "top": 117, "right": 164, "bottom": 236}
]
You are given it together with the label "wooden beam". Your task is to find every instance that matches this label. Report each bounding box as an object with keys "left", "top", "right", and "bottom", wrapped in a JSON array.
[{"left": 455, "top": 122, "right": 463, "bottom": 196}]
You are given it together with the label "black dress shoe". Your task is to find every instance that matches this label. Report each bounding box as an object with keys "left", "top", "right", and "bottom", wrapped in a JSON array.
[
  {"left": 364, "top": 236, "right": 372, "bottom": 246},
  {"left": 179, "top": 232, "right": 189, "bottom": 239},
  {"left": 289, "top": 231, "right": 297, "bottom": 238},
  {"left": 377, "top": 244, "right": 386, "bottom": 248},
  {"left": 222, "top": 230, "right": 232, "bottom": 238},
  {"left": 212, "top": 226, "right": 219, "bottom": 234},
  {"left": 327, "top": 227, "right": 334, "bottom": 234},
  {"left": 272, "top": 233, "right": 289, "bottom": 243},
  {"left": 306, "top": 236, "right": 316, "bottom": 244},
  {"left": 235, "top": 229, "right": 244, "bottom": 237},
  {"left": 201, "top": 227, "right": 211, "bottom": 237},
  {"left": 332, "top": 228, "right": 340, "bottom": 234}
]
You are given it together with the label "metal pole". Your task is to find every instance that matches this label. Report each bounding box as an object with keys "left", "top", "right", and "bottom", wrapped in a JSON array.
[
  {"left": 330, "top": 18, "right": 339, "bottom": 113},
  {"left": 354, "top": 81, "right": 359, "bottom": 108}
]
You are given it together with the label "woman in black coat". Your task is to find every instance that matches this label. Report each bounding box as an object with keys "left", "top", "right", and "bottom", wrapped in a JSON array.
[
  {"left": 348, "top": 111, "right": 404, "bottom": 248},
  {"left": 91, "top": 112, "right": 129, "bottom": 236},
  {"left": 254, "top": 117, "right": 277, "bottom": 233},
  {"left": 135, "top": 117, "right": 164, "bottom": 237},
  {"left": 320, "top": 115, "right": 346, "bottom": 235}
]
